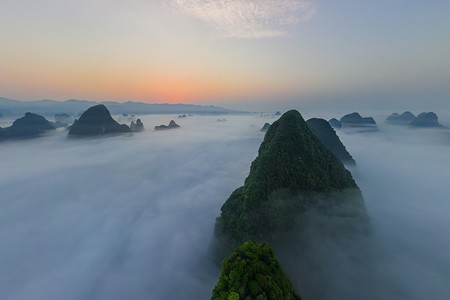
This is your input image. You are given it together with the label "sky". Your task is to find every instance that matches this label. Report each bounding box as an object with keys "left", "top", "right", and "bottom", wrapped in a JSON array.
[{"left": 1, "top": 0, "right": 450, "bottom": 111}]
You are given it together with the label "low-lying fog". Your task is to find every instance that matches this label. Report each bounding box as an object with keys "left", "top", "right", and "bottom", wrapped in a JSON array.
[
  {"left": 283, "top": 118, "right": 450, "bottom": 300},
  {"left": 1, "top": 113, "right": 449, "bottom": 300}
]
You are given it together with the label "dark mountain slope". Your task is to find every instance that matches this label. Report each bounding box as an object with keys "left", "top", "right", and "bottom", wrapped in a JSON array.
[
  {"left": 307, "top": 118, "right": 355, "bottom": 165},
  {"left": 215, "top": 110, "right": 366, "bottom": 245},
  {"left": 68, "top": 105, "right": 131, "bottom": 136}
]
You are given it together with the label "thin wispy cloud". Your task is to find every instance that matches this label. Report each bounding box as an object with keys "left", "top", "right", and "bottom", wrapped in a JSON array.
[{"left": 172, "top": 0, "right": 316, "bottom": 39}]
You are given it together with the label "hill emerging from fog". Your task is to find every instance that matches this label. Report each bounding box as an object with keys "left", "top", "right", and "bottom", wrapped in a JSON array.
[
  {"left": 0, "top": 112, "right": 55, "bottom": 140},
  {"left": 215, "top": 110, "right": 367, "bottom": 247},
  {"left": 68, "top": 105, "right": 131, "bottom": 136},
  {"left": 0, "top": 97, "right": 243, "bottom": 117}
]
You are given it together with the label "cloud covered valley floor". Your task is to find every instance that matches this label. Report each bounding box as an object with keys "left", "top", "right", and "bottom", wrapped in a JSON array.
[{"left": 1, "top": 114, "right": 450, "bottom": 300}]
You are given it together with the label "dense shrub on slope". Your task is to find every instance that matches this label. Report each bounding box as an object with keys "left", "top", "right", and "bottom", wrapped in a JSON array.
[{"left": 212, "top": 241, "right": 301, "bottom": 300}]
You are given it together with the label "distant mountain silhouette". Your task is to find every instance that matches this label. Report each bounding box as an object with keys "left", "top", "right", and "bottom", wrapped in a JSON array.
[
  {"left": 55, "top": 113, "right": 74, "bottom": 125},
  {"left": 68, "top": 105, "right": 131, "bottom": 136},
  {"left": 215, "top": 110, "right": 367, "bottom": 247},
  {"left": 339, "top": 113, "right": 378, "bottom": 132},
  {"left": 260, "top": 122, "right": 270, "bottom": 132},
  {"left": 340, "top": 112, "right": 377, "bottom": 126},
  {"left": 130, "top": 119, "right": 144, "bottom": 132},
  {"left": 386, "top": 111, "right": 416, "bottom": 125},
  {"left": 0, "top": 97, "right": 241, "bottom": 116},
  {"left": 51, "top": 121, "right": 69, "bottom": 129},
  {"left": 0, "top": 112, "right": 55, "bottom": 141},
  {"left": 212, "top": 241, "right": 301, "bottom": 300},
  {"left": 307, "top": 118, "right": 355, "bottom": 165},
  {"left": 410, "top": 112, "right": 442, "bottom": 127},
  {"left": 385, "top": 111, "right": 443, "bottom": 128},
  {"left": 328, "top": 118, "right": 342, "bottom": 128},
  {"left": 154, "top": 120, "right": 180, "bottom": 130}
]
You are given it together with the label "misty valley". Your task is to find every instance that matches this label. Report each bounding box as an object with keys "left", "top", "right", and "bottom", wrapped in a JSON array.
[
  {"left": 0, "top": 106, "right": 449, "bottom": 300},
  {"left": 2, "top": 0, "right": 450, "bottom": 298}
]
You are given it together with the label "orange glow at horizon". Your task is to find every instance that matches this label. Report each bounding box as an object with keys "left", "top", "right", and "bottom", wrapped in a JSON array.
[{"left": 1, "top": 54, "right": 304, "bottom": 103}]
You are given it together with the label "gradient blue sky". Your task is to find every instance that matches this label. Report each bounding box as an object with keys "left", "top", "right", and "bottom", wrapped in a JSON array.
[{"left": 1, "top": 0, "right": 449, "bottom": 111}]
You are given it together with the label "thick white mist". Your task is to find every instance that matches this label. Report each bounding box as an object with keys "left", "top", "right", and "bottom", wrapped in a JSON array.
[
  {"left": 1, "top": 113, "right": 450, "bottom": 300},
  {"left": 338, "top": 123, "right": 450, "bottom": 300},
  {"left": 280, "top": 117, "right": 450, "bottom": 300},
  {"left": 0, "top": 115, "right": 272, "bottom": 300}
]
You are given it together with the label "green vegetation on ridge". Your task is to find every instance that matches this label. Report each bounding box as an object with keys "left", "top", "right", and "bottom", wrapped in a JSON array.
[
  {"left": 212, "top": 241, "right": 301, "bottom": 300},
  {"left": 215, "top": 110, "right": 364, "bottom": 244}
]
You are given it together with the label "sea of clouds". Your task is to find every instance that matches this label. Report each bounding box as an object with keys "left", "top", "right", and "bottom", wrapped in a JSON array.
[
  {"left": 0, "top": 112, "right": 449, "bottom": 299},
  {"left": 280, "top": 116, "right": 450, "bottom": 300}
]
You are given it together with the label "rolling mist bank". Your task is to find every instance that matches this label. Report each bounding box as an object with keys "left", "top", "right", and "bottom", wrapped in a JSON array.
[
  {"left": 336, "top": 124, "right": 450, "bottom": 299},
  {"left": 1, "top": 113, "right": 450, "bottom": 299},
  {"left": 278, "top": 121, "right": 450, "bottom": 299}
]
